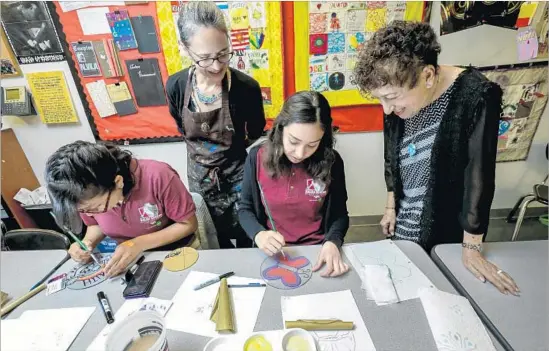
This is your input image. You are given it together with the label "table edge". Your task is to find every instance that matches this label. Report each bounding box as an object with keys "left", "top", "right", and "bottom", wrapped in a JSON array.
[{"left": 431, "top": 245, "right": 515, "bottom": 351}]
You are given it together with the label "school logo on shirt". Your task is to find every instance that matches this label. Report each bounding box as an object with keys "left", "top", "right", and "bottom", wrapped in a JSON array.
[
  {"left": 138, "top": 203, "right": 162, "bottom": 223},
  {"left": 305, "top": 179, "right": 327, "bottom": 199}
]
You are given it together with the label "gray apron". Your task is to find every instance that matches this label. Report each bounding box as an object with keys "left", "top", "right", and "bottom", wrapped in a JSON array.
[{"left": 182, "top": 69, "right": 246, "bottom": 247}]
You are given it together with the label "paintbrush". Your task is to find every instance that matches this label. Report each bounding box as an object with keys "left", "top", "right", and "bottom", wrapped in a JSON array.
[
  {"left": 257, "top": 182, "right": 286, "bottom": 259},
  {"left": 49, "top": 211, "right": 101, "bottom": 265},
  {"left": 1, "top": 283, "right": 46, "bottom": 317}
]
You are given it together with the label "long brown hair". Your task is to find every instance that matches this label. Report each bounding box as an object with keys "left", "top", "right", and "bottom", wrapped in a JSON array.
[{"left": 263, "top": 91, "right": 335, "bottom": 183}]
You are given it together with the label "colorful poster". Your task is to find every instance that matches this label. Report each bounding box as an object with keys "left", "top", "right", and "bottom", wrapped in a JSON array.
[
  {"left": 484, "top": 65, "right": 548, "bottom": 162},
  {"left": 0, "top": 1, "right": 64, "bottom": 64},
  {"left": 516, "top": 27, "right": 539, "bottom": 61},
  {"left": 26, "top": 71, "right": 79, "bottom": 124},
  {"left": 105, "top": 9, "right": 138, "bottom": 50},
  {"left": 440, "top": 1, "right": 523, "bottom": 36}
]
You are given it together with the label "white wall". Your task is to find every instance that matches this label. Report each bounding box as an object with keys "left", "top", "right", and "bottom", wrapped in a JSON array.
[{"left": 2, "top": 2, "right": 548, "bottom": 216}]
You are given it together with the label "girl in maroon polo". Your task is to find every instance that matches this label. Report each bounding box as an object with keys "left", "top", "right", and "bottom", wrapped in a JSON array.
[
  {"left": 239, "top": 91, "right": 350, "bottom": 277},
  {"left": 45, "top": 141, "right": 198, "bottom": 277}
]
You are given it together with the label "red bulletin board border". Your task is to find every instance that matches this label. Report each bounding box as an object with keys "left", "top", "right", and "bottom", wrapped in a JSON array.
[{"left": 51, "top": 1, "right": 183, "bottom": 144}]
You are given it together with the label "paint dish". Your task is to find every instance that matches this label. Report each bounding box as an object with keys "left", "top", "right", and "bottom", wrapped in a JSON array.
[
  {"left": 203, "top": 337, "right": 235, "bottom": 351},
  {"left": 202, "top": 329, "right": 317, "bottom": 351},
  {"left": 244, "top": 334, "right": 273, "bottom": 351},
  {"left": 282, "top": 329, "right": 316, "bottom": 351}
]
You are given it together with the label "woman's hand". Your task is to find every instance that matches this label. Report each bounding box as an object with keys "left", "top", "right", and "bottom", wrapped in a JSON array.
[
  {"left": 255, "top": 230, "right": 285, "bottom": 256},
  {"left": 312, "top": 241, "right": 349, "bottom": 277},
  {"left": 68, "top": 240, "right": 94, "bottom": 264},
  {"left": 104, "top": 240, "right": 143, "bottom": 277},
  {"left": 462, "top": 248, "right": 520, "bottom": 296},
  {"left": 380, "top": 208, "right": 396, "bottom": 237}
]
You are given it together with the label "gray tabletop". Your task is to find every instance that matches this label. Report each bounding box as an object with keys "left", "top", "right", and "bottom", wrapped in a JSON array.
[
  {"left": 1, "top": 250, "right": 69, "bottom": 300},
  {"left": 431, "top": 240, "right": 548, "bottom": 351},
  {"left": 5, "top": 241, "right": 504, "bottom": 351}
]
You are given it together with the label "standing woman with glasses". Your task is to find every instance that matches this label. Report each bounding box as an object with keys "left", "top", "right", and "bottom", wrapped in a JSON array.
[
  {"left": 166, "top": 2, "right": 266, "bottom": 248},
  {"left": 45, "top": 141, "right": 198, "bottom": 277}
]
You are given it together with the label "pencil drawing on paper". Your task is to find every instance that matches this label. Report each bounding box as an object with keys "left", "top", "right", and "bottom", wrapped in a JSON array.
[
  {"left": 65, "top": 253, "right": 112, "bottom": 290},
  {"left": 313, "top": 330, "right": 356, "bottom": 351},
  {"left": 350, "top": 242, "right": 413, "bottom": 285}
]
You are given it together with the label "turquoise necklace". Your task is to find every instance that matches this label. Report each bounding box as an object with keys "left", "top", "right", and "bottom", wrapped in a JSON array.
[
  {"left": 407, "top": 75, "right": 440, "bottom": 157},
  {"left": 192, "top": 73, "right": 221, "bottom": 105}
]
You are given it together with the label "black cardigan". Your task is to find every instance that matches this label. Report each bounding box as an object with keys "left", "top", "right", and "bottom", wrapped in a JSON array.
[
  {"left": 166, "top": 67, "right": 266, "bottom": 159},
  {"left": 384, "top": 67, "right": 503, "bottom": 251},
  {"left": 238, "top": 145, "right": 350, "bottom": 248}
]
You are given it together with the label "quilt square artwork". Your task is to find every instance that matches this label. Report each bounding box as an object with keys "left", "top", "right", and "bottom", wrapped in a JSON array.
[
  {"left": 309, "top": 13, "right": 328, "bottom": 34},
  {"left": 310, "top": 72, "right": 328, "bottom": 92},
  {"left": 483, "top": 65, "right": 548, "bottom": 162},
  {"left": 305, "top": 1, "right": 409, "bottom": 93},
  {"left": 328, "top": 32, "right": 345, "bottom": 53},
  {"left": 310, "top": 34, "right": 328, "bottom": 55}
]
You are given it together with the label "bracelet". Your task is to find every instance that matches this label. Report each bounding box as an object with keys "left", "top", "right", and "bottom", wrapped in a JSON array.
[{"left": 462, "top": 242, "right": 482, "bottom": 252}]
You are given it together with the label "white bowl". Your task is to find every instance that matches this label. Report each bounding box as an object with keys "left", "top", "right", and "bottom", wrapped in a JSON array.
[
  {"left": 203, "top": 336, "right": 237, "bottom": 351},
  {"left": 281, "top": 329, "right": 317, "bottom": 351}
]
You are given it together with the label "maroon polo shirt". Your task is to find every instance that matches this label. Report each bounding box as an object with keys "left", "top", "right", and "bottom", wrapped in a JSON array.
[
  {"left": 81, "top": 159, "right": 196, "bottom": 245},
  {"left": 257, "top": 147, "right": 326, "bottom": 245}
]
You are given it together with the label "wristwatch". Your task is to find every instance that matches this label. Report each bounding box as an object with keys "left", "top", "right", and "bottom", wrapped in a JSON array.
[{"left": 462, "top": 242, "right": 482, "bottom": 252}]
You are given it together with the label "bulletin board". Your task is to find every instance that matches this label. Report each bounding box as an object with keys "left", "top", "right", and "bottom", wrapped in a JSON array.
[
  {"left": 50, "top": 1, "right": 284, "bottom": 145},
  {"left": 51, "top": 1, "right": 182, "bottom": 144},
  {"left": 294, "top": 1, "right": 426, "bottom": 108}
]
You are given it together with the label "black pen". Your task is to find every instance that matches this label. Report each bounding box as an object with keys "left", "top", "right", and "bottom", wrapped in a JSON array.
[
  {"left": 97, "top": 291, "right": 114, "bottom": 324},
  {"left": 194, "top": 271, "right": 235, "bottom": 291}
]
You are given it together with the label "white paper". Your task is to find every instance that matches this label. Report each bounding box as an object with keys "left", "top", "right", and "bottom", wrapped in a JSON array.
[
  {"left": 1, "top": 307, "right": 95, "bottom": 351},
  {"left": 281, "top": 290, "right": 376, "bottom": 351},
  {"left": 15, "top": 186, "right": 50, "bottom": 206},
  {"left": 13, "top": 188, "right": 34, "bottom": 206},
  {"left": 86, "top": 80, "right": 117, "bottom": 118},
  {"left": 343, "top": 240, "right": 435, "bottom": 302},
  {"left": 165, "top": 271, "right": 266, "bottom": 337},
  {"left": 45, "top": 279, "right": 65, "bottom": 296},
  {"left": 77, "top": 7, "right": 112, "bottom": 35},
  {"left": 59, "top": 1, "right": 124, "bottom": 12},
  {"left": 86, "top": 297, "right": 172, "bottom": 351},
  {"left": 138, "top": 297, "right": 173, "bottom": 317},
  {"left": 363, "top": 265, "right": 399, "bottom": 305},
  {"left": 419, "top": 288, "right": 496, "bottom": 351}
]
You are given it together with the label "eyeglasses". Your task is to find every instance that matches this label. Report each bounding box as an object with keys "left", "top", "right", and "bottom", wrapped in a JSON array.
[
  {"left": 78, "top": 188, "right": 112, "bottom": 214},
  {"left": 185, "top": 46, "right": 234, "bottom": 68}
]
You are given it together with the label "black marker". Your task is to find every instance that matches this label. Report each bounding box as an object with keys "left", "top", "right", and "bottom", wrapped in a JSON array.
[{"left": 97, "top": 291, "right": 114, "bottom": 324}]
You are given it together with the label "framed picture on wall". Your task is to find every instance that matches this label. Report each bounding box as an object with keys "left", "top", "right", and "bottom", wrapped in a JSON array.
[{"left": 0, "top": 27, "right": 21, "bottom": 78}]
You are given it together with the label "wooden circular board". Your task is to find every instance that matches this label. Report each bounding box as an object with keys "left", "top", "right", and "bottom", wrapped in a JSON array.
[{"left": 163, "top": 247, "right": 199, "bottom": 272}]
